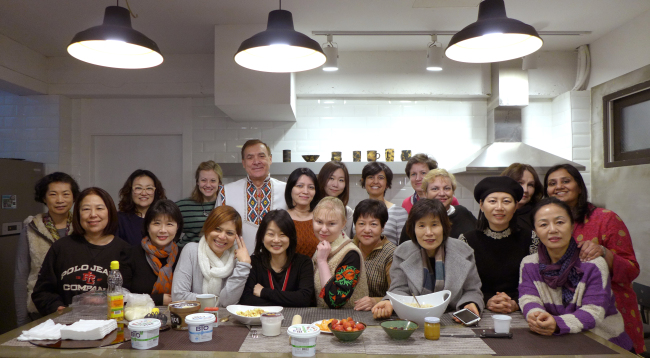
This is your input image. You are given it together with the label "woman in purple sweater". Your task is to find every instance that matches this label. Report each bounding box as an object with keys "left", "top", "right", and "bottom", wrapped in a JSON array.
[{"left": 518, "top": 197, "right": 632, "bottom": 351}]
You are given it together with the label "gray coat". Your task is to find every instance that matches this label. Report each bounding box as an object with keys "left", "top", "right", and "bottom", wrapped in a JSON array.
[
  {"left": 386, "top": 239, "right": 485, "bottom": 313},
  {"left": 171, "top": 242, "right": 251, "bottom": 306}
]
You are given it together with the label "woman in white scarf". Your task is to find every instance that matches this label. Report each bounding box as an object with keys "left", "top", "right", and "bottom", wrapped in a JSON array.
[{"left": 171, "top": 206, "right": 251, "bottom": 306}]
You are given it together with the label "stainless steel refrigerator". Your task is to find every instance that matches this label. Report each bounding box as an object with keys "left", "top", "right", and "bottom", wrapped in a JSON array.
[{"left": 0, "top": 158, "right": 45, "bottom": 334}]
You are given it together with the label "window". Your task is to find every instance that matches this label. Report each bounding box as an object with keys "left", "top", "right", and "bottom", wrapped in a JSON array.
[{"left": 603, "top": 79, "right": 650, "bottom": 168}]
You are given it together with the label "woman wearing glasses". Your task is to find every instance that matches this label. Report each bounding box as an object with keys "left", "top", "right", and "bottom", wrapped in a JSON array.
[{"left": 117, "top": 169, "right": 167, "bottom": 246}]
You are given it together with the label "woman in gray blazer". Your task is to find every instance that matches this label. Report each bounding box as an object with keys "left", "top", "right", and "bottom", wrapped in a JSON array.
[{"left": 372, "top": 199, "right": 484, "bottom": 319}]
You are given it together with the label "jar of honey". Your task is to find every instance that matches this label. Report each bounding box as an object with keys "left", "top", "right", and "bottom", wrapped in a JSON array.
[{"left": 424, "top": 317, "right": 441, "bottom": 340}]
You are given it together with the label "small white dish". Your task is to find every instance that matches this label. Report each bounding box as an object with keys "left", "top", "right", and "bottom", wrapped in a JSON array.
[
  {"left": 226, "top": 305, "right": 283, "bottom": 325},
  {"left": 311, "top": 320, "right": 333, "bottom": 334}
]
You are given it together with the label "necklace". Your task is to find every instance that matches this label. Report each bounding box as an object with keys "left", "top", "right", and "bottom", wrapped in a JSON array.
[
  {"left": 483, "top": 227, "right": 512, "bottom": 240},
  {"left": 202, "top": 202, "right": 211, "bottom": 217}
]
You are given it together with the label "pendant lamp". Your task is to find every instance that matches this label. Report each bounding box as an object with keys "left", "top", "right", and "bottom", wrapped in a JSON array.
[
  {"left": 234, "top": 6, "right": 326, "bottom": 73},
  {"left": 445, "top": 0, "right": 542, "bottom": 63},
  {"left": 67, "top": 6, "right": 163, "bottom": 69}
]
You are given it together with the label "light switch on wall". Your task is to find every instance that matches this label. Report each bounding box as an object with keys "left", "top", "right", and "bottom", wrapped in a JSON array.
[{"left": 2, "top": 222, "right": 22, "bottom": 236}]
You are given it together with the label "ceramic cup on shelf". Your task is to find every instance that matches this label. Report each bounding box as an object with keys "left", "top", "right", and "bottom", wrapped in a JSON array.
[
  {"left": 352, "top": 151, "right": 361, "bottom": 162},
  {"left": 367, "top": 150, "right": 381, "bottom": 161},
  {"left": 283, "top": 150, "right": 291, "bottom": 163},
  {"left": 331, "top": 151, "right": 342, "bottom": 162},
  {"left": 385, "top": 149, "right": 395, "bottom": 162},
  {"left": 401, "top": 150, "right": 412, "bottom": 161}
]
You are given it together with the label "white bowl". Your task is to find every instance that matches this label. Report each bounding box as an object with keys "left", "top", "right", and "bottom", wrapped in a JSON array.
[
  {"left": 386, "top": 290, "right": 451, "bottom": 326},
  {"left": 226, "top": 305, "right": 283, "bottom": 325}
]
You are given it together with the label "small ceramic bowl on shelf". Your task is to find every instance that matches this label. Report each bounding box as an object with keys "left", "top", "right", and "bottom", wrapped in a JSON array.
[{"left": 302, "top": 155, "right": 320, "bottom": 162}]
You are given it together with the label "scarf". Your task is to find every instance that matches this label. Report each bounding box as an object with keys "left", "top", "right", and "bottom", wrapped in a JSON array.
[
  {"left": 42, "top": 212, "right": 72, "bottom": 240},
  {"left": 420, "top": 244, "right": 445, "bottom": 294},
  {"left": 447, "top": 205, "right": 456, "bottom": 216},
  {"left": 246, "top": 175, "right": 272, "bottom": 225},
  {"left": 198, "top": 235, "right": 236, "bottom": 296},
  {"left": 538, "top": 238, "right": 584, "bottom": 304},
  {"left": 141, "top": 237, "right": 178, "bottom": 295}
]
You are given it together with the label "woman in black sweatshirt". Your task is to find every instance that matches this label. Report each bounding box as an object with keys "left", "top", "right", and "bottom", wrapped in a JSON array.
[
  {"left": 240, "top": 210, "right": 314, "bottom": 307},
  {"left": 123, "top": 199, "right": 182, "bottom": 305},
  {"left": 32, "top": 187, "right": 133, "bottom": 316}
]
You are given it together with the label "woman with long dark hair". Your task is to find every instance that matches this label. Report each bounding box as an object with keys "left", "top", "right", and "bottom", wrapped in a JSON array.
[
  {"left": 240, "top": 210, "right": 314, "bottom": 307},
  {"left": 117, "top": 169, "right": 167, "bottom": 246},
  {"left": 501, "top": 163, "right": 543, "bottom": 232},
  {"left": 285, "top": 168, "right": 321, "bottom": 257},
  {"left": 544, "top": 164, "right": 642, "bottom": 353}
]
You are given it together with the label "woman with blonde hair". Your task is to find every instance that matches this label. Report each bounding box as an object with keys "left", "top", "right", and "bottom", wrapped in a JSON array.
[
  {"left": 176, "top": 160, "right": 225, "bottom": 248},
  {"left": 398, "top": 168, "right": 475, "bottom": 244},
  {"left": 312, "top": 197, "right": 368, "bottom": 309},
  {"left": 317, "top": 161, "right": 354, "bottom": 237},
  {"left": 171, "top": 205, "right": 251, "bottom": 306}
]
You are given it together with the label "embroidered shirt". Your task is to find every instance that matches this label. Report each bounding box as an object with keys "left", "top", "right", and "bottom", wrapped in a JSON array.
[{"left": 246, "top": 175, "right": 272, "bottom": 225}]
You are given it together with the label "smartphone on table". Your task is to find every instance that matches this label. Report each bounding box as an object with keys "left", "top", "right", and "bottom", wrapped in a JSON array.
[{"left": 452, "top": 308, "right": 481, "bottom": 326}]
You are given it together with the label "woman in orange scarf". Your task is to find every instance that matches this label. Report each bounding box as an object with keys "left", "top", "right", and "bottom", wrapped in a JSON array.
[{"left": 127, "top": 199, "right": 183, "bottom": 305}]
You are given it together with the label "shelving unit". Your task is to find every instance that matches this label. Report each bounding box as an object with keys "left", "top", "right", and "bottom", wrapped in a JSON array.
[{"left": 219, "top": 161, "right": 408, "bottom": 177}]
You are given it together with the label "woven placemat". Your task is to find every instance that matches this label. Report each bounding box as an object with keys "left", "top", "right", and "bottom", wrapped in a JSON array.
[
  {"left": 117, "top": 325, "right": 249, "bottom": 351},
  {"left": 352, "top": 309, "right": 398, "bottom": 325},
  {"left": 364, "top": 326, "right": 495, "bottom": 355},
  {"left": 479, "top": 310, "right": 530, "bottom": 329},
  {"left": 280, "top": 308, "right": 355, "bottom": 327},
  {"left": 474, "top": 328, "right": 620, "bottom": 356},
  {"left": 238, "top": 328, "right": 365, "bottom": 354}
]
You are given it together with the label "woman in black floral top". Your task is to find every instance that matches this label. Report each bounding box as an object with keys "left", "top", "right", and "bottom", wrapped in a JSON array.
[{"left": 312, "top": 197, "right": 368, "bottom": 308}]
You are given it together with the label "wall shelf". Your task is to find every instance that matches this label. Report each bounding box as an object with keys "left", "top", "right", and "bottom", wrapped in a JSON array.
[{"left": 219, "top": 161, "right": 408, "bottom": 177}]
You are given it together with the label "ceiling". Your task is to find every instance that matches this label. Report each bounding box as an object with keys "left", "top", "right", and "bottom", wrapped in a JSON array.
[{"left": 1, "top": 0, "right": 649, "bottom": 57}]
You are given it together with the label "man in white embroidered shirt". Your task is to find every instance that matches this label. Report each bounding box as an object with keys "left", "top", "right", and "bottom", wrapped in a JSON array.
[{"left": 221, "top": 139, "right": 287, "bottom": 252}]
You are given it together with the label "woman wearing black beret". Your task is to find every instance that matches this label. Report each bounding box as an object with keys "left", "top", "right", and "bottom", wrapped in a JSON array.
[{"left": 459, "top": 176, "right": 538, "bottom": 314}]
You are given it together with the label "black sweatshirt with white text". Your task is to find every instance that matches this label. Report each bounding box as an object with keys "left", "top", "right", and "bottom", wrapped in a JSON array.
[{"left": 32, "top": 234, "right": 133, "bottom": 316}]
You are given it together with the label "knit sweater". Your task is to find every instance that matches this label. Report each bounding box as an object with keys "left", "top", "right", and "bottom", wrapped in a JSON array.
[
  {"left": 353, "top": 236, "right": 395, "bottom": 299},
  {"left": 175, "top": 199, "right": 215, "bottom": 248},
  {"left": 240, "top": 254, "right": 314, "bottom": 307},
  {"left": 572, "top": 205, "right": 643, "bottom": 353},
  {"left": 170, "top": 242, "right": 250, "bottom": 307},
  {"left": 31, "top": 234, "right": 133, "bottom": 316},
  {"left": 383, "top": 205, "right": 408, "bottom": 246},
  {"left": 14, "top": 214, "right": 69, "bottom": 326},
  {"left": 519, "top": 254, "right": 633, "bottom": 351},
  {"left": 293, "top": 219, "right": 320, "bottom": 258}
]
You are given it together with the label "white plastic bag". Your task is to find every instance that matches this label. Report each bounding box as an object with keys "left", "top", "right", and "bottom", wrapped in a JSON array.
[{"left": 123, "top": 292, "right": 155, "bottom": 321}]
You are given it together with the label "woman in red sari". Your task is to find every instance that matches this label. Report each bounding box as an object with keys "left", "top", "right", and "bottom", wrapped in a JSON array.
[{"left": 544, "top": 164, "right": 643, "bottom": 354}]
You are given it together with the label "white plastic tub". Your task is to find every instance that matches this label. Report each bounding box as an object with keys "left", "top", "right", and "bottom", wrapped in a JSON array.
[
  {"left": 185, "top": 313, "right": 216, "bottom": 343},
  {"left": 128, "top": 318, "right": 161, "bottom": 350},
  {"left": 287, "top": 324, "right": 320, "bottom": 357}
]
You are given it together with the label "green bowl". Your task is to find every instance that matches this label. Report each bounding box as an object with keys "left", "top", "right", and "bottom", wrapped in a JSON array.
[
  {"left": 328, "top": 321, "right": 366, "bottom": 342},
  {"left": 302, "top": 155, "right": 320, "bottom": 162},
  {"left": 380, "top": 319, "right": 418, "bottom": 340}
]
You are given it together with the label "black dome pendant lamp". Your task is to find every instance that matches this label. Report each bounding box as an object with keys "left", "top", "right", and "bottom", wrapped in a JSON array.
[
  {"left": 445, "top": 0, "right": 542, "bottom": 63},
  {"left": 234, "top": 1, "right": 326, "bottom": 73},
  {"left": 67, "top": 3, "right": 163, "bottom": 69}
]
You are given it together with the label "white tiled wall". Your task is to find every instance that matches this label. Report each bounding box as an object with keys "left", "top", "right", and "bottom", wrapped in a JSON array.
[
  {"left": 192, "top": 97, "right": 489, "bottom": 213},
  {"left": 0, "top": 91, "right": 63, "bottom": 173}
]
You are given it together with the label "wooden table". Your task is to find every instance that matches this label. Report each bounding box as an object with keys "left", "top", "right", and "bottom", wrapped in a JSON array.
[{"left": 0, "top": 307, "right": 636, "bottom": 358}]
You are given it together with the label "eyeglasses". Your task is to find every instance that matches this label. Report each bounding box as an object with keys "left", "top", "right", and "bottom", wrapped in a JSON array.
[{"left": 133, "top": 187, "right": 155, "bottom": 194}]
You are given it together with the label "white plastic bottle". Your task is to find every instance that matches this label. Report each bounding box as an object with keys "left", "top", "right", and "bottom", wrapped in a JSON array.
[{"left": 107, "top": 260, "right": 124, "bottom": 321}]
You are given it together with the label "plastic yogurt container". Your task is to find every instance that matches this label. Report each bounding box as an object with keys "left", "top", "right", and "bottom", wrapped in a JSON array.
[
  {"left": 185, "top": 313, "right": 216, "bottom": 343},
  {"left": 128, "top": 318, "right": 161, "bottom": 350},
  {"left": 287, "top": 324, "right": 320, "bottom": 357}
]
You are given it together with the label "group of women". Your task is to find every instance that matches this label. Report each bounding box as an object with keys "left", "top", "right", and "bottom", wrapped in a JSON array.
[{"left": 14, "top": 155, "right": 644, "bottom": 354}]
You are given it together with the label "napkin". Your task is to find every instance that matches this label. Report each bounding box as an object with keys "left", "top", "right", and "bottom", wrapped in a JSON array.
[
  {"left": 60, "top": 319, "right": 117, "bottom": 340},
  {"left": 17, "top": 319, "right": 65, "bottom": 341}
]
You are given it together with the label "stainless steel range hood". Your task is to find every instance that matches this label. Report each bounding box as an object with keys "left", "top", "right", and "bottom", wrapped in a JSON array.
[{"left": 450, "top": 62, "right": 585, "bottom": 174}]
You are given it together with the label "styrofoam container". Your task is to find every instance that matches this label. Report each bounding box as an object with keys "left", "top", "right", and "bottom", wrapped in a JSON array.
[
  {"left": 128, "top": 318, "right": 161, "bottom": 350},
  {"left": 185, "top": 313, "right": 216, "bottom": 343},
  {"left": 493, "top": 315, "right": 512, "bottom": 333},
  {"left": 287, "top": 324, "right": 320, "bottom": 357},
  {"left": 386, "top": 290, "right": 451, "bottom": 326}
]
